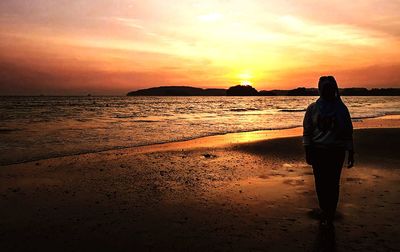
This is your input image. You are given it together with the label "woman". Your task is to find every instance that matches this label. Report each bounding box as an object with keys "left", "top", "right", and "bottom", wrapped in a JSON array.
[{"left": 303, "top": 76, "right": 354, "bottom": 226}]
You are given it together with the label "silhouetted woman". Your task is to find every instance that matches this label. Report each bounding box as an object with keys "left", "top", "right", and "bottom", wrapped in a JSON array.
[{"left": 303, "top": 76, "right": 354, "bottom": 226}]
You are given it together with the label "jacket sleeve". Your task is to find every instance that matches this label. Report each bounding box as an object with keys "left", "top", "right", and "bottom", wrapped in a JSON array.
[
  {"left": 303, "top": 103, "right": 314, "bottom": 146},
  {"left": 343, "top": 105, "right": 354, "bottom": 151}
]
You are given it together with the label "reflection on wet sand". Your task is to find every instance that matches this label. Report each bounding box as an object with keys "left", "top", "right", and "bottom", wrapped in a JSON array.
[
  {"left": 0, "top": 127, "right": 399, "bottom": 251},
  {"left": 313, "top": 225, "right": 336, "bottom": 252}
]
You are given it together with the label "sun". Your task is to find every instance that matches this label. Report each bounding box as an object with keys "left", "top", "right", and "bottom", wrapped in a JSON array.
[{"left": 240, "top": 80, "right": 253, "bottom": 86}]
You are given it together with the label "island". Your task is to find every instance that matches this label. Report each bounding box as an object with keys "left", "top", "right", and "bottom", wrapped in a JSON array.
[
  {"left": 127, "top": 85, "right": 400, "bottom": 96},
  {"left": 226, "top": 85, "right": 258, "bottom": 96},
  {"left": 126, "top": 86, "right": 226, "bottom": 96}
]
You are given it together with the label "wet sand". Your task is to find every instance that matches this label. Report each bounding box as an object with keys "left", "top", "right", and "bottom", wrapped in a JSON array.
[{"left": 1, "top": 117, "right": 400, "bottom": 251}]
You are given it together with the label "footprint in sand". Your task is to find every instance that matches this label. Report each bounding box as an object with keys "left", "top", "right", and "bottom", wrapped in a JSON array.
[
  {"left": 346, "top": 177, "right": 365, "bottom": 183},
  {"left": 202, "top": 153, "right": 217, "bottom": 159}
]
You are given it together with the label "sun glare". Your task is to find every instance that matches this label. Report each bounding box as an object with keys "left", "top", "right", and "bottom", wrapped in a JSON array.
[
  {"left": 238, "top": 72, "right": 252, "bottom": 80},
  {"left": 240, "top": 80, "right": 253, "bottom": 86},
  {"left": 238, "top": 71, "right": 254, "bottom": 86}
]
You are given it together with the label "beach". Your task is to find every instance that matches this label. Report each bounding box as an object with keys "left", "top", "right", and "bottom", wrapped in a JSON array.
[
  {"left": 2, "top": 0, "right": 400, "bottom": 250},
  {"left": 1, "top": 116, "right": 400, "bottom": 251}
]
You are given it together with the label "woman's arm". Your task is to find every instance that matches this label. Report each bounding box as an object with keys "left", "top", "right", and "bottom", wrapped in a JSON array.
[
  {"left": 344, "top": 105, "right": 355, "bottom": 168},
  {"left": 303, "top": 104, "right": 315, "bottom": 165},
  {"left": 303, "top": 103, "right": 315, "bottom": 147}
]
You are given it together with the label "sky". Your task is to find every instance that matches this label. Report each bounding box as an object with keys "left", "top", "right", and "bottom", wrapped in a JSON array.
[{"left": 0, "top": 0, "right": 400, "bottom": 95}]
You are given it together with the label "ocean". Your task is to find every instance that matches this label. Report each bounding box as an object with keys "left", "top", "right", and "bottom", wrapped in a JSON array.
[{"left": 1, "top": 96, "right": 399, "bottom": 166}]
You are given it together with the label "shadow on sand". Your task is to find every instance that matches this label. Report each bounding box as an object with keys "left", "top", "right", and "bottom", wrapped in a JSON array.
[{"left": 313, "top": 224, "right": 336, "bottom": 252}]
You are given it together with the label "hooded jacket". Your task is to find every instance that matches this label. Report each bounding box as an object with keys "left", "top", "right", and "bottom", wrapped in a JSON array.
[{"left": 303, "top": 78, "right": 354, "bottom": 150}]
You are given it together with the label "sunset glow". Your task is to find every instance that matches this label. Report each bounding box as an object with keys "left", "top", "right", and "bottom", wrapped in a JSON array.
[{"left": 1, "top": 0, "right": 400, "bottom": 95}]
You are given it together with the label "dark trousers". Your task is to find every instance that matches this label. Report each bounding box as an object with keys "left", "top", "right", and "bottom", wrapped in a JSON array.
[{"left": 311, "top": 147, "right": 345, "bottom": 221}]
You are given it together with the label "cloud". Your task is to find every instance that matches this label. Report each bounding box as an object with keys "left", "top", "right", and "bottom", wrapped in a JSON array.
[
  {"left": 198, "top": 13, "right": 223, "bottom": 22},
  {"left": 258, "top": 63, "right": 400, "bottom": 89},
  {"left": 107, "top": 17, "right": 145, "bottom": 30},
  {"left": 277, "top": 15, "right": 383, "bottom": 46},
  {"left": 0, "top": 0, "right": 399, "bottom": 94},
  {"left": 0, "top": 59, "right": 190, "bottom": 95}
]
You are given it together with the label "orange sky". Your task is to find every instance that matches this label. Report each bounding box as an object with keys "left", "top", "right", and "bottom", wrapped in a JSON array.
[{"left": 0, "top": 0, "right": 400, "bottom": 95}]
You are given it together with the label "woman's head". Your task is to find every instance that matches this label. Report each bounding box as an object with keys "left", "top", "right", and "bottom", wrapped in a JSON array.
[{"left": 318, "top": 76, "right": 339, "bottom": 101}]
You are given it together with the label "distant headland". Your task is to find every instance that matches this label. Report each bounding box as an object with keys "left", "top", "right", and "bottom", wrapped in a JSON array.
[{"left": 127, "top": 85, "right": 400, "bottom": 96}]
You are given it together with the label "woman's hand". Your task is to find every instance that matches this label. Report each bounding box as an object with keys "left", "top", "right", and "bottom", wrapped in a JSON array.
[
  {"left": 347, "top": 150, "right": 354, "bottom": 168},
  {"left": 305, "top": 146, "right": 313, "bottom": 165}
]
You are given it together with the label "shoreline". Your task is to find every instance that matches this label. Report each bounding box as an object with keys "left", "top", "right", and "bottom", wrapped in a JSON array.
[{"left": 2, "top": 114, "right": 400, "bottom": 167}]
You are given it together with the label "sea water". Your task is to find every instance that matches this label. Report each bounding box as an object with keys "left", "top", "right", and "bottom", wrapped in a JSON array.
[{"left": 1, "top": 96, "right": 399, "bottom": 165}]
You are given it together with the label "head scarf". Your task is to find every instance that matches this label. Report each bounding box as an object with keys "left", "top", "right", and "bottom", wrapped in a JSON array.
[{"left": 316, "top": 76, "right": 350, "bottom": 130}]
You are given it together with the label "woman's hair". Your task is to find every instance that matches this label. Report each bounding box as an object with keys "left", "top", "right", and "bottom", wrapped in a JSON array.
[
  {"left": 318, "top": 76, "right": 339, "bottom": 100},
  {"left": 318, "top": 76, "right": 337, "bottom": 89}
]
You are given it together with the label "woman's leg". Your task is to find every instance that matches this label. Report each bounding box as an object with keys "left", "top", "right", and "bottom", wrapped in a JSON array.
[
  {"left": 312, "top": 148, "right": 330, "bottom": 218},
  {"left": 312, "top": 148, "right": 345, "bottom": 222},
  {"left": 325, "top": 149, "right": 345, "bottom": 221}
]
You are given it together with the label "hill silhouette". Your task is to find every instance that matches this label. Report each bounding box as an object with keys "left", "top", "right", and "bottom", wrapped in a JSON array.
[
  {"left": 127, "top": 86, "right": 400, "bottom": 96},
  {"left": 226, "top": 85, "right": 259, "bottom": 96},
  {"left": 127, "top": 86, "right": 226, "bottom": 96}
]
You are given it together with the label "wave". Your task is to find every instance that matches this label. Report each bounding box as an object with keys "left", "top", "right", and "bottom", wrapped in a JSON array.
[
  {"left": 115, "top": 114, "right": 138, "bottom": 118},
  {"left": 0, "top": 128, "right": 22, "bottom": 133},
  {"left": 351, "top": 112, "right": 400, "bottom": 120},
  {"left": 0, "top": 124, "right": 302, "bottom": 166},
  {"left": 229, "top": 108, "right": 260, "bottom": 112},
  {"left": 279, "top": 109, "right": 307, "bottom": 112},
  {"left": 2, "top": 110, "right": 398, "bottom": 166},
  {"left": 131, "top": 120, "right": 162, "bottom": 123}
]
